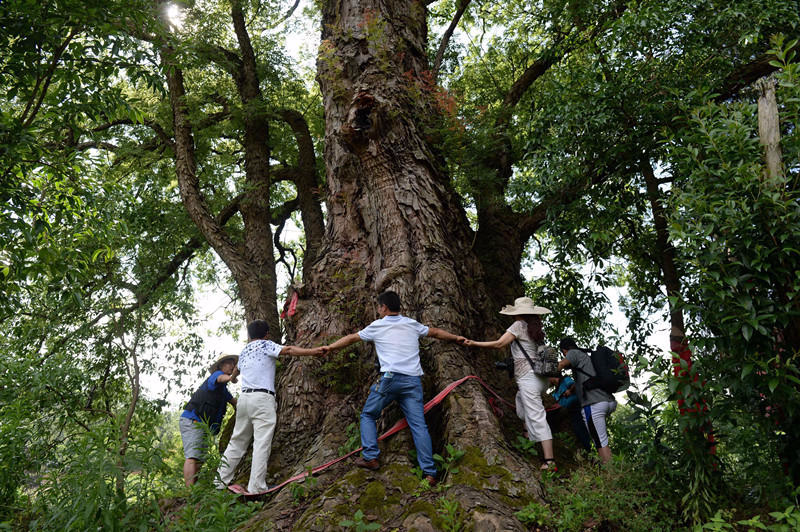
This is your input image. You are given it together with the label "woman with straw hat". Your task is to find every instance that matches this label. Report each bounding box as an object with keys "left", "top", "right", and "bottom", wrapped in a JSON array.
[{"left": 464, "top": 297, "right": 556, "bottom": 470}]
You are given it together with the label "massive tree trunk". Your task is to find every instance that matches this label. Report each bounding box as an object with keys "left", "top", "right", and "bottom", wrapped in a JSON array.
[{"left": 240, "top": 1, "right": 550, "bottom": 529}]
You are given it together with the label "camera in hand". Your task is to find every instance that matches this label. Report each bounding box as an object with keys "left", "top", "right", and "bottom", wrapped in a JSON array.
[{"left": 495, "top": 356, "right": 514, "bottom": 379}]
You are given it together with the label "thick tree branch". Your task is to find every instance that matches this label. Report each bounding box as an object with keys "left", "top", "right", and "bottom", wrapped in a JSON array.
[
  {"left": 271, "top": 197, "right": 300, "bottom": 226},
  {"left": 194, "top": 110, "right": 231, "bottom": 130},
  {"left": 195, "top": 44, "right": 243, "bottom": 78},
  {"left": 276, "top": 109, "right": 325, "bottom": 265},
  {"left": 226, "top": 0, "right": 281, "bottom": 328},
  {"left": 162, "top": 46, "right": 244, "bottom": 272},
  {"left": 500, "top": 40, "right": 565, "bottom": 113},
  {"left": 271, "top": 166, "right": 301, "bottom": 182},
  {"left": 21, "top": 27, "right": 78, "bottom": 127},
  {"left": 715, "top": 39, "right": 799, "bottom": 102},
  {"left": 518, "top": 163, "right": 614, "bottom": 240},
  {"left": 433, "top": 0, "right": 472, "bottom": 81}
]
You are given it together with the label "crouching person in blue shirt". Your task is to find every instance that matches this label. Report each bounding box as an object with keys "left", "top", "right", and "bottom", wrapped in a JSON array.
[
  {"left": 320, "top": 290, "right": 466, "bottom": 486},
  {"left": 549, "top": 374, "right": 592, "bottom": 452},
  {"left": 179, "top": 354, "right": 239, "bottom": 486}
]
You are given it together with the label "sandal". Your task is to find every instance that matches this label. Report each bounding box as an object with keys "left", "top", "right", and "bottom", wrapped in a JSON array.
[{"left": 541, "top": 458, "right": 557, "bottom": 471}]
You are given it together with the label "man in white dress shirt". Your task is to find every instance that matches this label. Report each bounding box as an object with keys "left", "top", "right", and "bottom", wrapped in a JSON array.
[{"left": 215, "top": 319, "right": 322, "bottom": 493}]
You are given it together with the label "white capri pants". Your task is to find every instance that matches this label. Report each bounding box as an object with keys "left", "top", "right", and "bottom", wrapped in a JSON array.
[{"left": 514, "top": 371, "right": 553, "bottom": 442}]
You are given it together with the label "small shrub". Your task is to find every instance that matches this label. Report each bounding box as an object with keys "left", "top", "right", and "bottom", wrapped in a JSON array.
[
  {"left": 437, "top": 497, "right": 468, "bottom": 532},
  {"left": 339, "top": 509, "right": 381, "bottom": 531},
  {"left": 290, "top": 467, "right": 319, "bottom": 504},
  {"left": 512, "top": 434, "right": 539, "bottom": 457},
  {"left": 338, "top": 422, "right": 361, "bottom": 456},
  {"left": 433, "top": 443, "right": 466, "bottom": 480},
  {"left": 515, "top": 501, "right": 553, "bottom": 528}
]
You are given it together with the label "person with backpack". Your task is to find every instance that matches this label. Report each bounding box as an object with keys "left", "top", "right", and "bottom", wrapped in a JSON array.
[
  {"left": 180, "top": 354, "right": 239, "bottom": 486},
  {"left": 558, "top": 337, "right": 617, "bottom": 463},
  {"left": 464, "top": 297, "right": 557, "bottom": 470}
]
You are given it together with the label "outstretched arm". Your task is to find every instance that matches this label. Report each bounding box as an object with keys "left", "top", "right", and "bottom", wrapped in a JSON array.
[
  {"left": 558, "top": 358, "right": 572, "bottom": 371},
  {"left": 427, "top": 327, "right": 467, "bottom": 344},
  {"left": 464, "top": 331, "right": 516, "bottom": 350},
  {"left": 216, "top": 366, "right": 239, "bottom": 384},
  {"left": 281, "top": 345, "right": 324, "bottom": 357},
  {"left": 320, "top": 333, "right": 362, "bottom": 355}
]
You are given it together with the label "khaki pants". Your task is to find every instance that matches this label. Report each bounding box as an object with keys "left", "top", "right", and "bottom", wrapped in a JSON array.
[{"left": 216, "top": 392, "right": 276, "bottom": 493}]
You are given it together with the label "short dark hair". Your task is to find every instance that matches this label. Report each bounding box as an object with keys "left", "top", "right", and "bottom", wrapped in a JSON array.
[
  {"left": 247, "top": 319, "right": 270, "bottom": 340},
  {"left": 377, "top": 291, "right": 401, "bottom": 312},
  {"left": 559, "top": 337, "right": 579, "bottom": 351}
]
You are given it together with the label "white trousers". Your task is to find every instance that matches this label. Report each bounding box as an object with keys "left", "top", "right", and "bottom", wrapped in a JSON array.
[
  {"left": 515, "top": 371, "right": 553, "bottom": 442},
  {"left": 216, "top": 392, "right": 276, "bottom": 493}
]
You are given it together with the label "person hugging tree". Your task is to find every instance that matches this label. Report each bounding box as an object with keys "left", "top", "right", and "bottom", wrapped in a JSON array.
[
  {"left": 215, "top": 319, "right": 323, "bottom": 494},
  {"left": 320, "top": 290, "right": 467, "bottom": 485},
  {"left": 464, "top": 297, "right": 557, "bottom": 470}
]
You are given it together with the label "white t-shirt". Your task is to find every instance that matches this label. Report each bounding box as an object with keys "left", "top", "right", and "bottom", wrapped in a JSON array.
[
  {"left": 236, "top": 339, "right": 284, "bottom": 391},
  {"left": 507, "top": 320, "right": 540, "bottom": 379},
  {"left": 358, "top": 315, "right": 430, "bottom": 376}
]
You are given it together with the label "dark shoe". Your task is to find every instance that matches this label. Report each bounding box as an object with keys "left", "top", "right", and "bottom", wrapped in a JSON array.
[
  {"left": 354, "top": 457, "right": 380, "bottom": 470},
  {"left": 424, "top": 475, "right": 438, "bottom": 487}
]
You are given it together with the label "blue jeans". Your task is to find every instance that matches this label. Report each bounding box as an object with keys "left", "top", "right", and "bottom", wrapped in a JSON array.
[{"left": 360, "top": 372, "right": 436, "bottom": 476}]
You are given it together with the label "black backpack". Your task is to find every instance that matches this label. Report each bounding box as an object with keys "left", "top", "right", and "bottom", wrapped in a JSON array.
[{"left": 575, "top": 346, "right": 630, "bottom": 395}]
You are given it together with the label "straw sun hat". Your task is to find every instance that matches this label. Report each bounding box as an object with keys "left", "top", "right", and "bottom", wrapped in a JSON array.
[
  {"left": 209, "top": 353, "right": 239, "bottom": 373},
  {"left": 499, "top": 297, "right": 552, "bottom": 316}
]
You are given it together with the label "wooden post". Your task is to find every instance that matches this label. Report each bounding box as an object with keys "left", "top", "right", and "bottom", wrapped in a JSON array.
[{"left": 756, "top": 75, "right": 783, "bottom": 180}]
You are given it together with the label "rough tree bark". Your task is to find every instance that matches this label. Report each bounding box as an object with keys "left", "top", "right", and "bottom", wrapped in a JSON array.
[{"left": 240, "top": 1, "right": 553, "bottom": 530}]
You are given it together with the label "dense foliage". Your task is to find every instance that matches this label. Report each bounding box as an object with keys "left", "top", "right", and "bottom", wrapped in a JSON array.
[{"left": 1, "top": 0, "right": 799, "bottom": 529}]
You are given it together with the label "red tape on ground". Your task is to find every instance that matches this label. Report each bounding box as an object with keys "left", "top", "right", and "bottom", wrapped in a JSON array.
[{"left": 228, "top": 375, "right": 560, "bottom": 497}]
